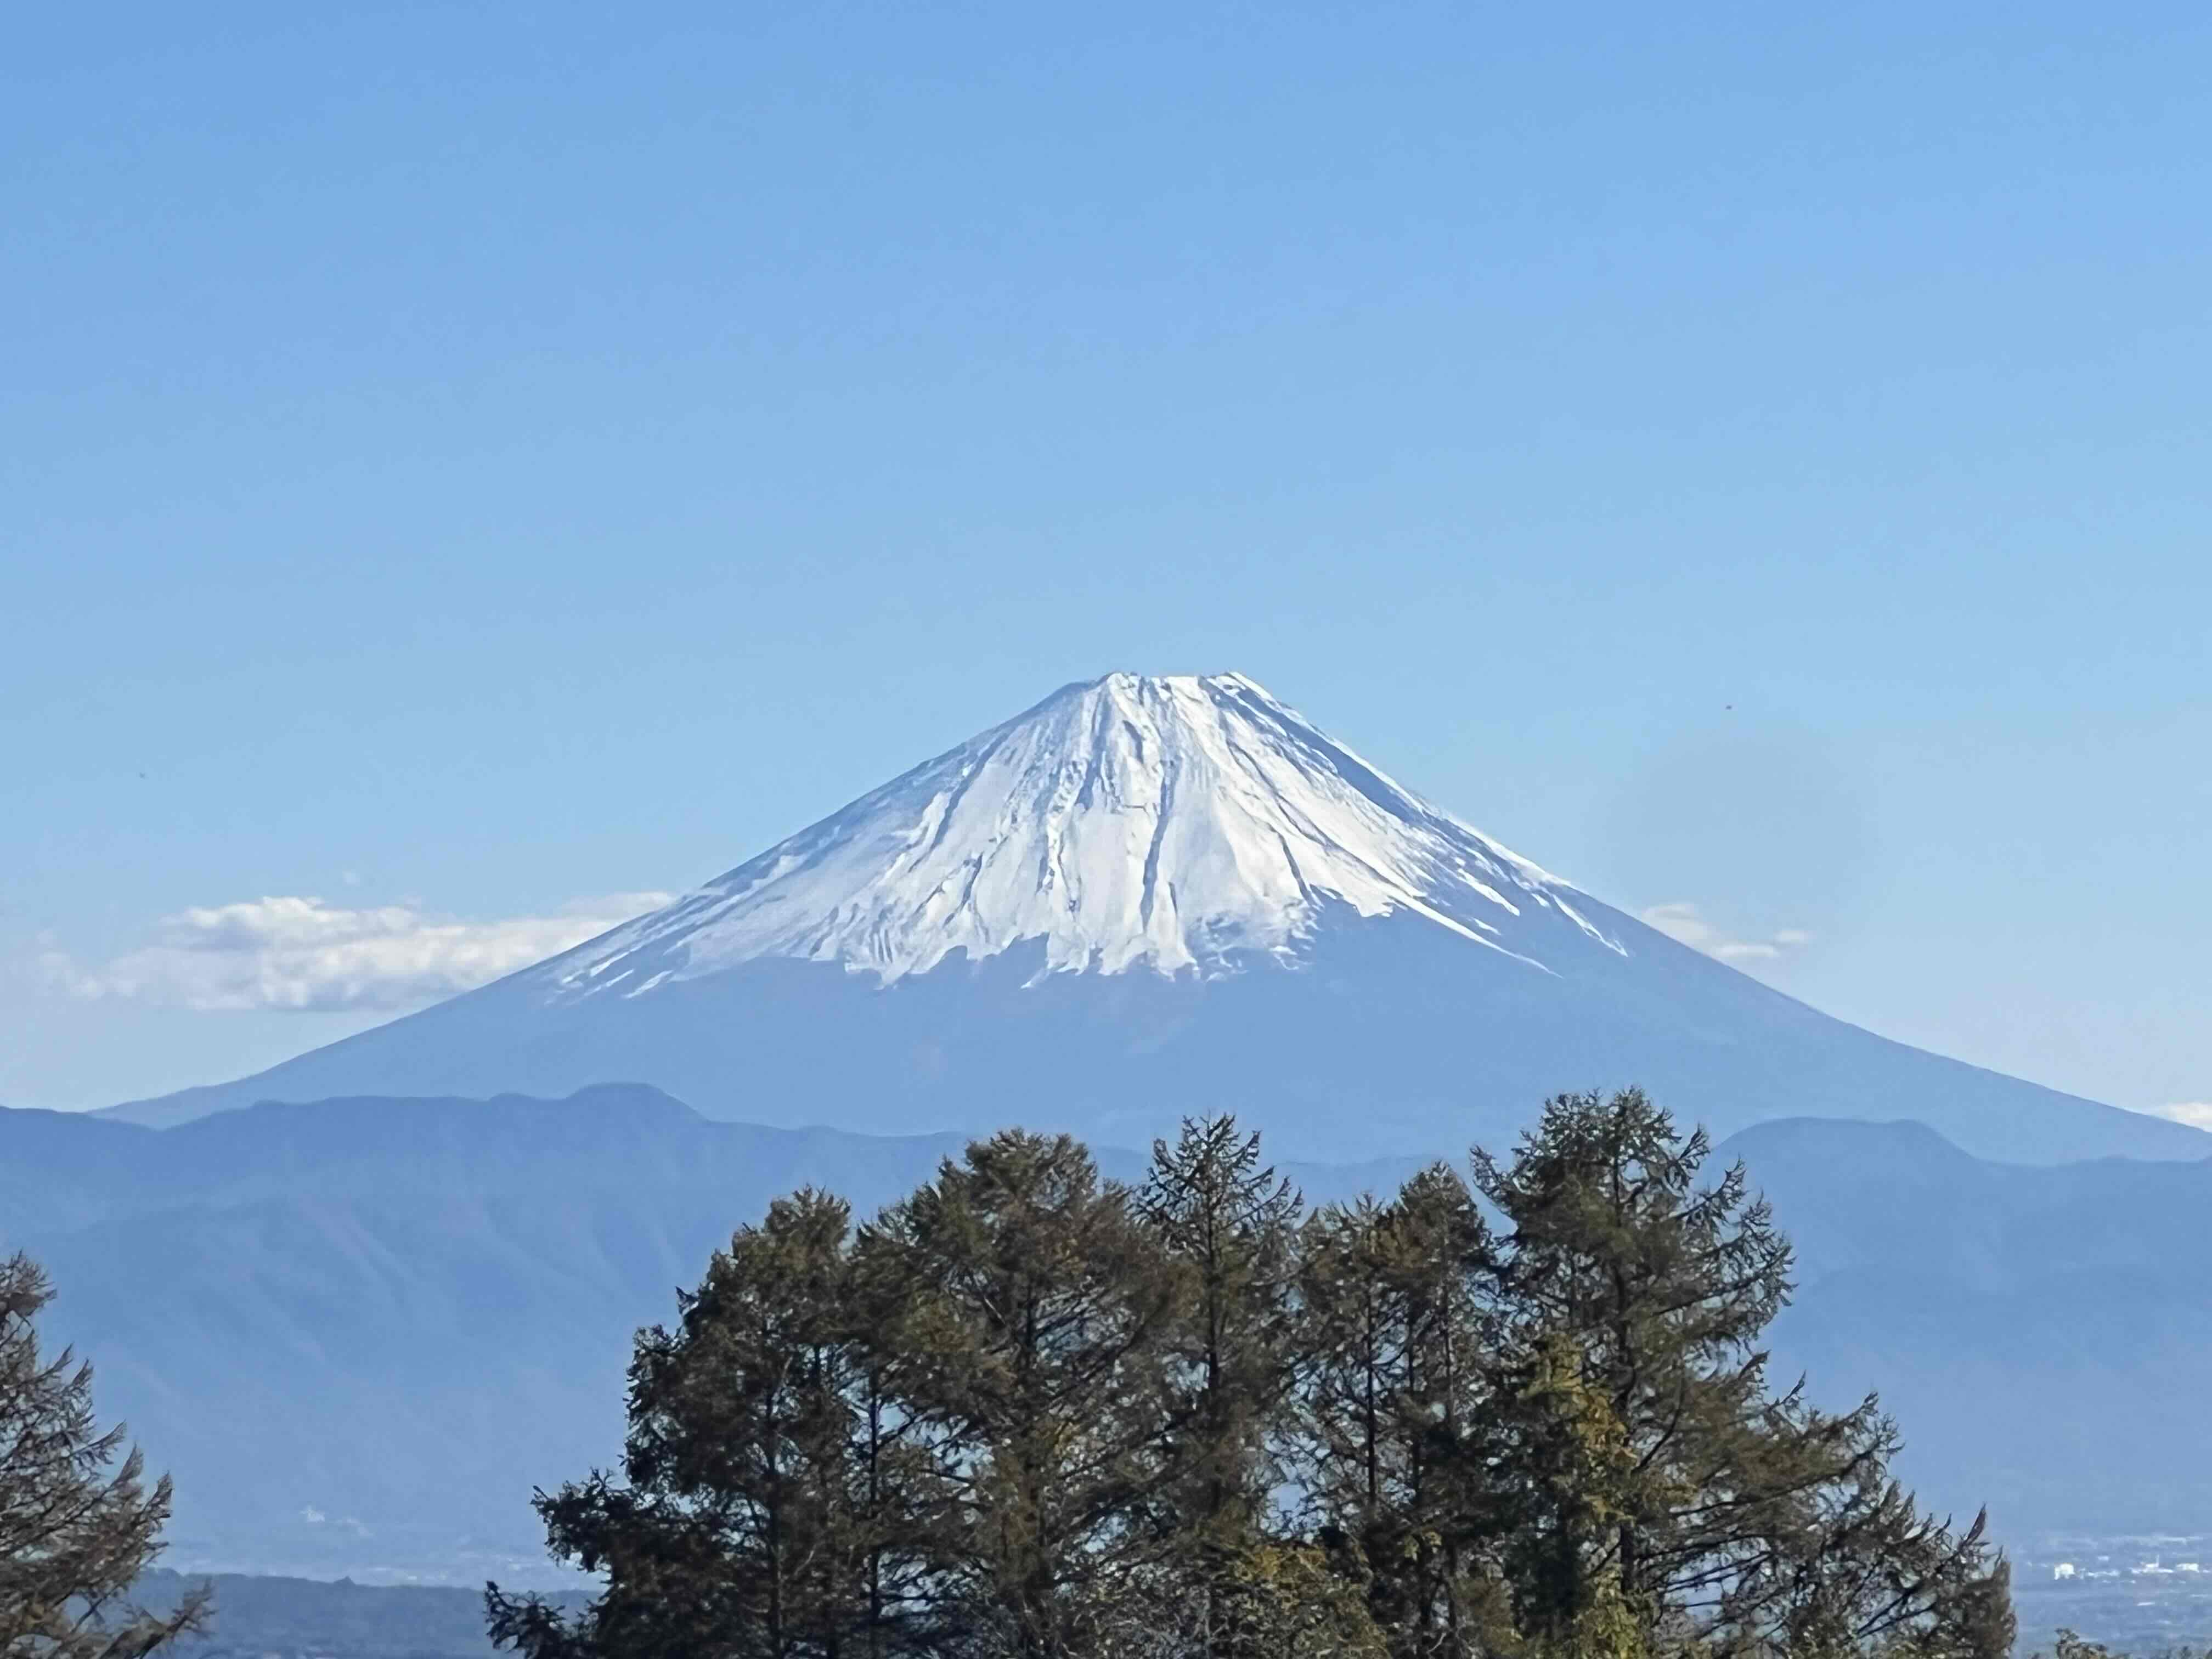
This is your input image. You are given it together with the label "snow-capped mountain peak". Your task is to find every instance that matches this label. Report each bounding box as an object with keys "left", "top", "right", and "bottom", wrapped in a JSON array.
[
  {"left": 534, "top": 672, "right": 1618, "bottom": 998},
  {"left": 112, "top": 673, "right": 2210, "bottom": 1171}
]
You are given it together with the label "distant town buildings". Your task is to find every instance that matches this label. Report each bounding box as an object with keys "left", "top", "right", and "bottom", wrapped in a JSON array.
[{"left": 2046, "top": 1558, "right": 2207, "bottom": 1582}]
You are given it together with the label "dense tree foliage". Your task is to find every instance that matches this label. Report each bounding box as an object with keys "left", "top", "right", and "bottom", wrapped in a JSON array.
[
  {"left": 1, "top": 1252, "right": 207, "bottom": 1658},
  {"left": 490, "top": 1091, "right": 2013, "bottom": 1659}
]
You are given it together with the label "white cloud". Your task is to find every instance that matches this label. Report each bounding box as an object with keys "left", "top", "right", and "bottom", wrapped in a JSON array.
[
  {"left": 2142, "top": 1102, "right": 2212, "bottom": 1132},
  {"left": 42, "top": 891, "right": 672, "bottom": 1014},
  {"left": 1639, "top": 901, "right": 1814, "bottom": 964}
]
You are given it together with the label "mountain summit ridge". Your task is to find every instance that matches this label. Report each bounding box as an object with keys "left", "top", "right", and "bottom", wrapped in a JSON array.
[{"left": 531, "top": 671, "right": 1617, "bottom": 997}]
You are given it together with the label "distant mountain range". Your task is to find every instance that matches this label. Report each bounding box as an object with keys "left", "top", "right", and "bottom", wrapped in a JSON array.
[
  {"left": 105, "top": 674, "right": 2204, "bottom": 1165},
  {"left": 135, "top": 1568, "right": 590, "bottom": 1659},
  {"left": 9, "top": 1086, "right": 2210, "bottom": 1581}
]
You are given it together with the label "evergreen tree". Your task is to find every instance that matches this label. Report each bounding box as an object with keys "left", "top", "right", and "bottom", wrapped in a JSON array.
[
  {"left": 1137, "top": 1119, "right": 1302, "bottom": 1543},
  {"left": 492, "top": 1099, "right": 2018, "bottom": 1659},
  {"left": 488, "top": 1190, "right": 940, "bottom": 1659},
  {"left": 1369, "top": 1165, "right": 1508, "bottom": 1658},
  {"left": 1088, "top": 1538, "right": 1388, "bottom": 1659},
  {"left": 859, "top": 1132, "right": 1181, "bottom": 1659},
  {"left": 1135, "top": 1116, "right": 1307, "bottom": 1658},
  {"left": 1295, "top": 1194, "right": 1401, "bottom": 1530},
  {"left": 0, "top": 1251, "right": 208, "bottom": 1659},
  {"left": 1295, "top": 1171, "right": 1506, "bottom": 1659},
  {"left": 1470, "top": 1089, "right": 2013, "bottom": 1658}
]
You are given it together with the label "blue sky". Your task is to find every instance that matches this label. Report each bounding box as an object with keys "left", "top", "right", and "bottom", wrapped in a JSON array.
[{"left": 6, "top": 3, "right": 2209, "bottom": 1118}]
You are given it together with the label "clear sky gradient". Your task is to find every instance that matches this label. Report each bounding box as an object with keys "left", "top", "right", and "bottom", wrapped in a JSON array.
[{"left": 7, "top": 4, "right": 2209, "bottom": 1119}]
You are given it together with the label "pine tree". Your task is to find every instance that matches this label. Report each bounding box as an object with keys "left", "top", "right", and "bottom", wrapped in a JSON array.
[
  {"left": 1087, "top": 1538, "right": 1388, "bottom": 1659},
  {"left": 1138, "top": 1118, "right": 1302, "bottom": 1543},
  {"left": 1295, "top": 1171, "right": 1506, "bottom": 1659},
  {"left": 841, "top": 1238, "right": 957, "bottom": 1659},
  {"left": 488, "top": 1190, "right": 940, "bottom": 1659},
  {"left": 1369, "top": 1165, "right": 1508, "bottom": 1658},
  {"left": 1135, "top": 1116, "right": 1306, "bottom": 1658},
  {"left": 859, "top": 1131, "right": 1181, "bottom": 1659},
  {"left": 0, "top": 1251, "right": 208, "bottom": 1659},
  {"left": 1470, "top": 1089, "right": 2015, "bottom": 1658},
  {"left": 490, "top": 1101, "right": 2018, "bottom": 1659}
]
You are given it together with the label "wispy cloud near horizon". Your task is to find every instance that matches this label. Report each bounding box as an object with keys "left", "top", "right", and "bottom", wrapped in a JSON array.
[
  {"left": 2138, "top": 1101, "right": 2212, "bottom": 1132},
  {"left": 42, "top": 892, "right": 672, "bottom": 1013},
  {"left": 1638, "top": 901, "right": 1814, "bottom": 964}
]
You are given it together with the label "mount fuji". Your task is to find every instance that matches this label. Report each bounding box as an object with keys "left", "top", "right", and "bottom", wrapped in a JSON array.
[{"left": 110, "top": 673, "right": 2202, "bottom": 1164}]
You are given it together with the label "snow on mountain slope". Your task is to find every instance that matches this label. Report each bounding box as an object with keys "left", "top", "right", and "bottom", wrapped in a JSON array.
[
  {"left": 528, "top": 673, "right": 1617, "bottom": 997},
  {"left": 104, "top": 674, "right": 2212, "bottom": 1166}
]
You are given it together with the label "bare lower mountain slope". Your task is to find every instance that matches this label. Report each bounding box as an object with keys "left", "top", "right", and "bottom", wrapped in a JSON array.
[{"left": 108, "top": 674, "right": 2204, "bottom": 1165}]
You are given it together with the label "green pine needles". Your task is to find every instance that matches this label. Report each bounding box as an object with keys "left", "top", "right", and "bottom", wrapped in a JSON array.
[
  {"left": 0, "top": 1252, "right": 209, "bottom": 1659},
  {"left": 487, "top": 1090, "right": 2016, "bottom": 1659}
]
